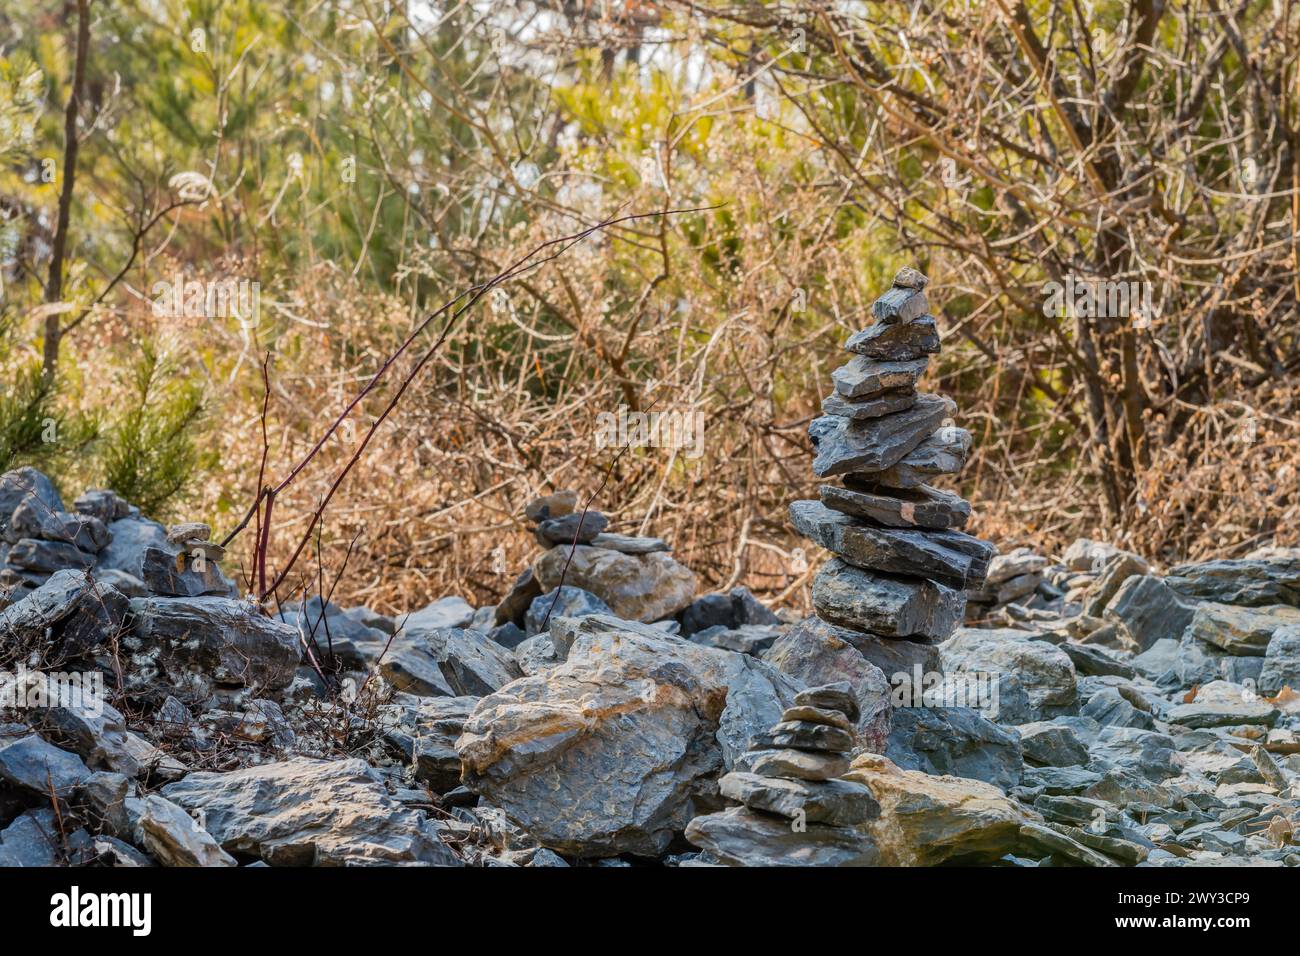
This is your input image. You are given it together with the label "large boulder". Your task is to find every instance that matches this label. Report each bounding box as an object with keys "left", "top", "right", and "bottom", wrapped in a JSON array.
[
  {"left": 940, "top": 628, "right": 1077, "bottom": 722},
  {"left": 1165, "top": 556, "right": 1300, "bottom": 607},
  {"left": 763, "top": 617, "right": 893, "bottom": 753},
  {"left": 532, "top": 546, "right": 696, "bottom": 622},
  {"left": 379, "top": 626, "right": 520, "bottom": 697},
  {"left": 456, "top": 615, "right": 797, "bottom": 858},
  {"left": 1185, "top": 602, "right": 1300, "bottom": 656},
  {"left": 94, "top": 517, "right": 169, "bottom": 580},
  {"left": 845, "top": 754, "right": 1034, "bottom": 866},
  {"left": 885, "top": 706, "right": 1023, "bottom": 790},
  {"left": 126, "top": 596, "right": 302, "bottom": 697},
  {"left": 1103, "top": 574, "right": 1197, "bottom": 651},
  {"left": 685, "top": 806, "right": 880, "bottom": 866},
  {"left": 162, "top": 757, "right": 461, "bottom": 865}
]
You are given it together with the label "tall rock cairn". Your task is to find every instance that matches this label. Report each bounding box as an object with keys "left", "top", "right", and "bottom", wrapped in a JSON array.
[{"left": 790, "top": 267, "right": 996, "bottom": 659}]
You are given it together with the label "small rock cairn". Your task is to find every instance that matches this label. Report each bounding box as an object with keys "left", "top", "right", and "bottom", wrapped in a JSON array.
[
  {"left": 685, "top": 682, "right": 881, "bottom": 865},
  {"left": 789, "top": 267, "right": 997, "bottom": 659}
]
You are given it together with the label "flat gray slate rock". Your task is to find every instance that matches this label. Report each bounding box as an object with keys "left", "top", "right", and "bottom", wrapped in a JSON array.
[
  {"left": 812, "top": 557, "right": 965, "bottom": 640},
  {"left": 831, "top": 355, "right": 929, "bottom": 399},
  {"left": 871, "top": 285, "right": 929, "bottom": 324},
  {"left": 821, "top": 481, "right": 970, "bottom": 529},
  {"left": 809, "top": 394, "right": 954, "bottom": 478},
  {"left": 844, "top": 314, "right": 940, "bottom": 361},
  {"left": 789, "top": 499, "right": 995, "bottom": 589},
  {"left": 867, "top": 425, "right": 971, "bottom": 488},
  {"left": 685, "top": 805, "right": 879, "bottom": 866},
  {"left": 718, "top": 771, "right": 879, "bottom": 825},
  {"left": 822, "top": 388, "right": 917, "bottom": 420}
]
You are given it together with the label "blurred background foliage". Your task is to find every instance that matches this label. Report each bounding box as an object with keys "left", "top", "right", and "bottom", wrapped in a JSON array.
[{"left": 0, "top": 1, "right": 1296, "bottom": 610}]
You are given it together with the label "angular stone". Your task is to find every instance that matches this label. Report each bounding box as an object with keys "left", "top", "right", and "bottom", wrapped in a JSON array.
[
  {"left": 1186, "top": 602, "right": 1300, "bottom": 656},
  {"left": 885, "top": 706, "right": 1023, "bottom": 790},
  {"left": 1163, "top": 700, "right": 1278, "bottom": 728},
  {"left": 0, "top": 568, "right": 94, "bottom": 643},
  {"left": 940, "top": 628, "right": 1077, "bottom": 722},
  {"left": 687, "top": 623, "right": 783, "bottom": 656},
  {"left": 523, "top": 586, "right": 611, "bottom": 636},
  {"left": 1056, "top": 642, "right": 1134, "bottom": 679},
  {"left": 822, "top": 388, "right": 918, "bottom": 421},
  {"left": 162, "top": 757, "right": 460, "bottom": 865},
  {"left": 686, "top": 805, "right": 879, "bottom": 866},
  {"left": 0, "top": 734, "right": 93, "bottom": 796},
  {"left": 1165, "top": 556, "right": 1300, "bottom": 608},
  {"left": 8, "top": 537, "right": 95, "bottom": 573},
  {"left": 403, "top": 595, "right": 475, "bottom": 631},
  {"left": 780, "top": 705, "right": 854, "bottom": 732},
  {"left": 134, "top": 794, "right": 237, "bottom": 867},
  {"left": 892, "top": 266, "right": 928, "bottom": 290},
  {"left": 1018, "top": 721, "right": 1090, "bottom": 767},
  {"left": 380, "top": 696, "right": 479, "bottom": 792},
  {"left": 590, "top": 532, "right": 670, "bottom": 554},
  {"left": 766, "top": 627, "right": 890, "bottom": 752},
  {"left": 679, "top": 586, "right": 780, "bottom": 636},
  {"left": 0, "top": 467, "right": 64, "bottom": 538},
  {"left": 524, "top": 489, "right": 578, "bottom": 522},
  {"left": 790, "top": 500, "right": 995, "bottom": 589},
  {"left": 753, "top": 719, "right": 855, "bottom": 754},
  {"left": 987, "top": 549, "right": 1049, "bottom": 585},
  {"left": 846, "top": 754, "right": 1033, "bottom": 866},
  {"left": 128, "top": 596, "right": 302, "bottom": 693},
  {"left": 494, "top": 566, "right": 542, "bottom": 626},
  {"left": 743, "top": 747, "right": 850, "bottom": 781},
  {"left": 1260, "top": 624, "right": 1300, "bottom": 695},
  {"left": 845, "top": 314, "right": 941, "bottom": 361},
  {"left": 843, "top": 628, "right": 944, "bottom": 681},
  {"left": 94, "top": 516, "right": 170, "bottom": 580},
  {"left": 0, "top": 809, "right": 64, "bottom": 866},
  {"left": 1104, "top": 574, "right": 1198, "bottom": 652},
  {"left": 809, "top": 395, "right": 952, "bottom": 477},
  {"left": 812, "top": 558, "right": 965, "bottom": 640},
  {"left": 380, "top": 626, "right": 521, "bottom": 697},
  {"left": 871, "top": 285, "right": 929, "bottom": 324},
  {"left": 533, "top": 545, "right": 696, "bottom": 623},
  {"left": 793, "top": 681, "right": 860, "bottom": 722},
  {"left": 535, "top": 511, "right": 609, "bottom": 547},
  {"left": 718, "top": 771, "right": 879, "bottom": 825},
  {"left": 869, "top": 426, "right": 971, "bottom": 488},
  {"left": 7, "top": 498, "right": 109, "bottom": 553},
  {"left": 821, "top": 481, "right": 970, "bottom": 530},
  {"left": 457, "top": 615, "right": 797, "bottom": 856},
  {"left": 166, "top": 522, "right": 211, "bottom": 544},
  {"left": 139, "top": 545, "right": 231, "bottom": 597},
  {"left": 73, "top": 488, "right": 130, "bottom": 523},
  {"left": 831, "top": 356, "right": 930, "bottom": 399}
]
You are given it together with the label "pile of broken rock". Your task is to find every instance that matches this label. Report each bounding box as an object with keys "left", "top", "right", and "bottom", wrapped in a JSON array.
[{"left": 3, "top": 458, "right": 1300, "bottom": 868}]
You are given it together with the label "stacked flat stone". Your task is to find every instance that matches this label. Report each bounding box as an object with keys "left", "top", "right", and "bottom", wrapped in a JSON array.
[
  {"left": 684, "top": 682, "right": 881, "bottom": 865},
  {"left": 790, "top": 267, "right": 996, "bottom": 654}
]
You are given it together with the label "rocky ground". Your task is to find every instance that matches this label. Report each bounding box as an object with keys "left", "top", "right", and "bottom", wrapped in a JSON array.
[{"left": 0, "top": 465, "right": 1298, "bottom": 867}]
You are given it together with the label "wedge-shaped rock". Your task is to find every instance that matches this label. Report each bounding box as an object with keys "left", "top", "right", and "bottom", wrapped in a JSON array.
[
  {"left": 845, "top": 754, "right": 1034, "bottom": 866},
  {"left": 790, "top": 500, "right": 994, "bottom": 589},
  {"left": 812, "top": 557, "right": 965, "bottom": 640},
  {"left": 380, "top": 625, "right": 521, "bottom": 696},
  {"left": 845, "top": 314, "right": 940, "bottom": 361},
  {"left": 831, "top": 356, "right": 929, "bottom": 399},
  {"left": 456, "top": 615, "right": 798, "bottom": 857},
  {"left": 821, "top": 481, "right": 970, "bottom": 529},
  {"left": 533, "top": 545, "right": 695, "bottom": 622},
  {"left": 809, "top": 395, "right": 953, "bottom": 478},
  {"left": 162, "top": 757, "right": 461, "bottom": 865},
  {"left": 718, "top": 771, "right": 879, "bottom": 825},
  {"left": 1186, "top": 602, "right": 1300, "bottom": 656},
  {"left": 871, "top": 286, "right": 929, "bottom": 324},
  {"left": 822, "top": 388, "right": 918, "bottom": 420},
  {"left": 868, "top": 426, "right": 971, "bottom": 488},
  {"left": 686, "top": 806, "right": 880, "bottom": 865},
  {"left": 128, "top": 596, "right": 302, "bottom": 692},
  {"left": 1165, "top": 556, "right": 1300, "bottom": 608}
]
